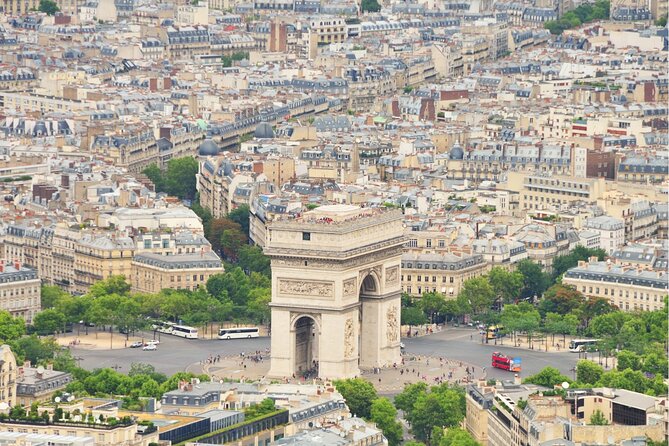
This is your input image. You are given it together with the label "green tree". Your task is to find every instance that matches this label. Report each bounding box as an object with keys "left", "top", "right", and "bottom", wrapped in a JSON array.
[
  {"left": 13, "top": 336, "right": 61, "bottom": 366},
  {"left": 419, "top": 292, "right": 446, "bottom": 323},
  {"left": 32, "top": 309, "right": 66, "bottom": 335},
  {"left": 361, "top": 0, "right": 381, "bottom": 12},
  {"left": 164, "top": 157, "right": 199, "bottom": 200},
  {"left": 642, "top": 352, "right": 667, "bottom": 378},
  {"left": 552, "top": 246, "right": 606, "bottom": 279},
  {"left": 206, "top": 268, "right": 250, "bottom": 305},
  {"left": 517, "top": 260, "right": 550, "bottom": 299},
  {"left": 408, "top": 386, "right": 465, "bottom": 445},
  {"left": 394, "top": 381, "right": 428, "bottom": 418},
  {"left": 524, "top": 367, "right": 571, "bottom": 387},
  {"left": 220, "top": 228, "right": 247, "bottom": 261},
  {"left": 142, "top": 164, "right": 165, "bottom": 193},
  {"left": 334, "top": 378, "right": 378, "bottom": 419},
  {"left": 237, "top": 245, "right": 271, "bottom": 277},
  {"left": 488, "top": 267, "right": 523, "bottom": 304},
  {"left": 245, "top": 398, "right": 276, "bottom": 419},
  {"left": 41, "top": 285, "right": 68, "bottom": 309},
  {"left": 228, "top": 204, "right": 250, "bottom": 237},
  {"left": 402, "top": 307, "right": 428, "bottom": 327},
  {"left": 558, "top": 313, "right": 579, "bottom": 345},
  {"left": 0, "top": 311, "right": 26, "bottom": 342},
  {"left": 589, "top": 409, "right": 608, "bottom": 425},
  {"left": 616, "top": 350, "right": 641, "bottom": 371},
  {"left": 246, "top": 288, "right": 271, "bottom": 324},
  {"left": 207, "top": 218, "right": 244, "bottom": 256},
  {"left": 579, "top": 296, "right": 617, "bottom": 327},
  {"left": 439, "top": 428, "right": 480, "bottom": 446},
  {"left": 543, "top": 312, "right": 562, "bottom": 345},
  {"left": 538, "top": 284, "right": 585, "bottom": 316},
  {"left": 370, "top": 398, "right": 403, "bottom": 446},
  {"left": 501, "top": 303, "right": 540, "bottom": 347},
  {"left": 576, "top": 360, "right": 603, "bottom": 384},
  {"left": 88, "top": 275, "right": 130, "bottom": 298},
  {"left": 656, "top": 14, "right": 667, "bottom": 26},
  {"left": 457, "top": 277, "right": 495, "bottom": 316},
  {"left": 38, "top": 0, "right": 59, "bottom": 14}
]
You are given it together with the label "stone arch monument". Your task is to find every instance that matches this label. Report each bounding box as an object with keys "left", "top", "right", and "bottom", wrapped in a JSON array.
[{"left": 264, "top": 205, "right": 406, "bottom": 379}]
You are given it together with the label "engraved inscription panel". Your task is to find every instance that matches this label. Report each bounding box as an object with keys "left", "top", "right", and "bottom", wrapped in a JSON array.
[{"left": 278, "top": 279, "right": 334, "bottom": 297}]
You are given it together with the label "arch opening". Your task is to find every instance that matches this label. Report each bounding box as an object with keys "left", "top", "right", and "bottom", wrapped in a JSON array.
[{"left": 294, "top": 316, "right": 319, "bottom": 378}]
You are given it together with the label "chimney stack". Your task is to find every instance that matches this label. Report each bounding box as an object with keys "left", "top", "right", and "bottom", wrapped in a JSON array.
[
  {"left": 14, "top": 259, "right": 20, "bottom": 270},
  {"left": 0, "top": 260, "right": 4, "bottom": 273}
]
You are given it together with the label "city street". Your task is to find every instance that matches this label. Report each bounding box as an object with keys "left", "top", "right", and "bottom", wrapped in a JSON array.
[{"left": 69, "top": 325, "right": 580, "bottom": 381}]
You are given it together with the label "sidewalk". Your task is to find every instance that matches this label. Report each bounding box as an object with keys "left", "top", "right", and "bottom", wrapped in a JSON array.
[
  {"left": 198, "top": 353, "right": 484, "bottom": 393},
  {"left": 54, "top": 331, "right": 149, "bottom": 350}
]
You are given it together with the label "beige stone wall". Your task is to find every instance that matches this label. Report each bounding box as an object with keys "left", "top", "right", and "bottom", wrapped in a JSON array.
[
  {"left": 572, "top": 424, "right": 665, "bottom": 444},
  {"left": 131, "top": 262, "right": 224, "bottom": 294},
  {"left": 563, "top": 275, "right": 666, "bottom": 312},
  {"left": 0, "top": 345, "right": 17, "bottom": 407},
  {"left": 0, "top": 276, "right": 41, "bottom": 324}
]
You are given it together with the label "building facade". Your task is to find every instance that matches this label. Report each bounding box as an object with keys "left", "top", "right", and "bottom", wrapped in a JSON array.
[
  {"left": 400, "top": 252, "right": 489, "bottom": 298},
  {"left": 563, "top": 259, "right": 668, "bottom": 312},
  {"left": 0, "top": 261, "right": 41, "bottom": 324}
]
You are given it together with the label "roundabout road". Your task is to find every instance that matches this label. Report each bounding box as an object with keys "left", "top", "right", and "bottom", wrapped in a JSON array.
[
  {"left": 72, "top": 327, "right": 578, "bottom": 380},
  {"left": 403, "top": 327, "right": 578, "bottom": 381}
]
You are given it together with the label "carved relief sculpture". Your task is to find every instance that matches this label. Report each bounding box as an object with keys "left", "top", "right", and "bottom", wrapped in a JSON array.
[
  {"left": 343, "top": 278, "right": 357, "bottom": 297},
  {"left": 386, "top": 306, "right": 399, "bottom": 342},
  {"left": 344, "top": 318, "right": 354, "bottom": 358},
  {"left": 279, "top": 279, "right": 334, "bottom": 297},
  {"left": 385, "top": 266, "right": 399, "bottom": 285}
]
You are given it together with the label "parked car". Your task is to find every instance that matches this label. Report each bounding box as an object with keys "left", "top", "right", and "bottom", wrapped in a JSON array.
[
  {"left": 143, "top": 344, "right": 157, "bottom": 351},
  {"left": 129, "top": 341, "right": 143, "bottom": 348},
  {"left": 146, "top": 339, "right": 160, "bottom": 346}
]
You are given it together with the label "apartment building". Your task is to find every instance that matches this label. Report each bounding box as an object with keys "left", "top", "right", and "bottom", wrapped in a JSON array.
[
  {"left": 0, "top": 260, "right": 41, "bottom": 324},
  {"left": 0, "top": 345, "right": 16, "bottom": 408},
  {"left": 0, "top": 418, "right": 152, "bottom": 446},
  {"left": 164, "top": 26, "right": 210, "bottom": 61},
  {"left": 0, "top": 92, "right": 94, "bottom": 114},
  {"left": 131, "top": 251, "right": 224, "bottom": 294},
  {"left": 197, "top": 158, "right": 256, "bottom": 218},
  {"left": 584, "top": 216, "right": 625, "bottom": 254},
  {"left": 506, "top": 172, "right": 607, "bottom": 213},
  {"left": 617, "top": 156, "right": 669, "bottom": 184},
  {"left": 469, "top": 379, "right": 666, "bottom": 446},
  {"left": 309, "top": 18, "right": 347, "bottom": 46},
  {"left": 443, "top": 143, "right": 575, "bottom": 184},
  {"left": 16, "top": 362, "right": 72, "bottom": 406},
  {"left": 3, "top": 223, "right": 213, "bottom": 294},
  {"left": 400, "top": 252, "right": 489, "bottom": 298},
  {"left": 563, "top": 259, "right": 668, "bottom": 312},
  {"left": 90, "top": 129, "right": 159, "bottom": 174},
  {"left": 262, "top": 157, "right": 296, "bottom": 189}
]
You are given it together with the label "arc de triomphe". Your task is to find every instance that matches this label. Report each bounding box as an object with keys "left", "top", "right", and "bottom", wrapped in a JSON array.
[{"left": 264, "top": 205, "right": 405, "bottom": 379}]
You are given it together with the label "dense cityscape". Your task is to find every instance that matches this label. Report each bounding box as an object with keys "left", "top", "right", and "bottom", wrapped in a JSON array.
[{"left": 0, "top": 0, "right": 666, "bottom": 444}]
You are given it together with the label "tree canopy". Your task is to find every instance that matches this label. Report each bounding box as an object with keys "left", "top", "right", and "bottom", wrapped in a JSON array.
[
  {"left": 142, "top": 157, "right": 199, "bottom": 200},
  {"left": 361, "top": 0, "right": 381, "bottom": 12},
  {"left": 38, "top": 0, "right": 59, "bottom": 14},
  {"left": 333, "top": 378, "right": 378, "bottom": 419}
]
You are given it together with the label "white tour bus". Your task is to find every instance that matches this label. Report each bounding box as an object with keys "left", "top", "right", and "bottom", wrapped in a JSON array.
[
  {"left": 218, "top": 327, "right": 260, "bottom": 340},
  {"left": 171, "top": 325, "right": 199, "bottom": 339},
  {"left": 569, "top": 338, "right": 599, "bottom": 352}
]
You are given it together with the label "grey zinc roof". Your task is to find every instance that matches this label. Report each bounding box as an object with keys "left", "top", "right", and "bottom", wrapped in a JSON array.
[
  {"left": 133, "top": 252, "right": 222, "bottom": 270},
  {"left": 564, "top": 261, "right": 668, "bottom": 290}
]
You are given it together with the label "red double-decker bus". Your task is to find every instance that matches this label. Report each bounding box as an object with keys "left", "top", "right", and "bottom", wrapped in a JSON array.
[{"left": 492, "top": 352, "right": 521, "bottom": 372}]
